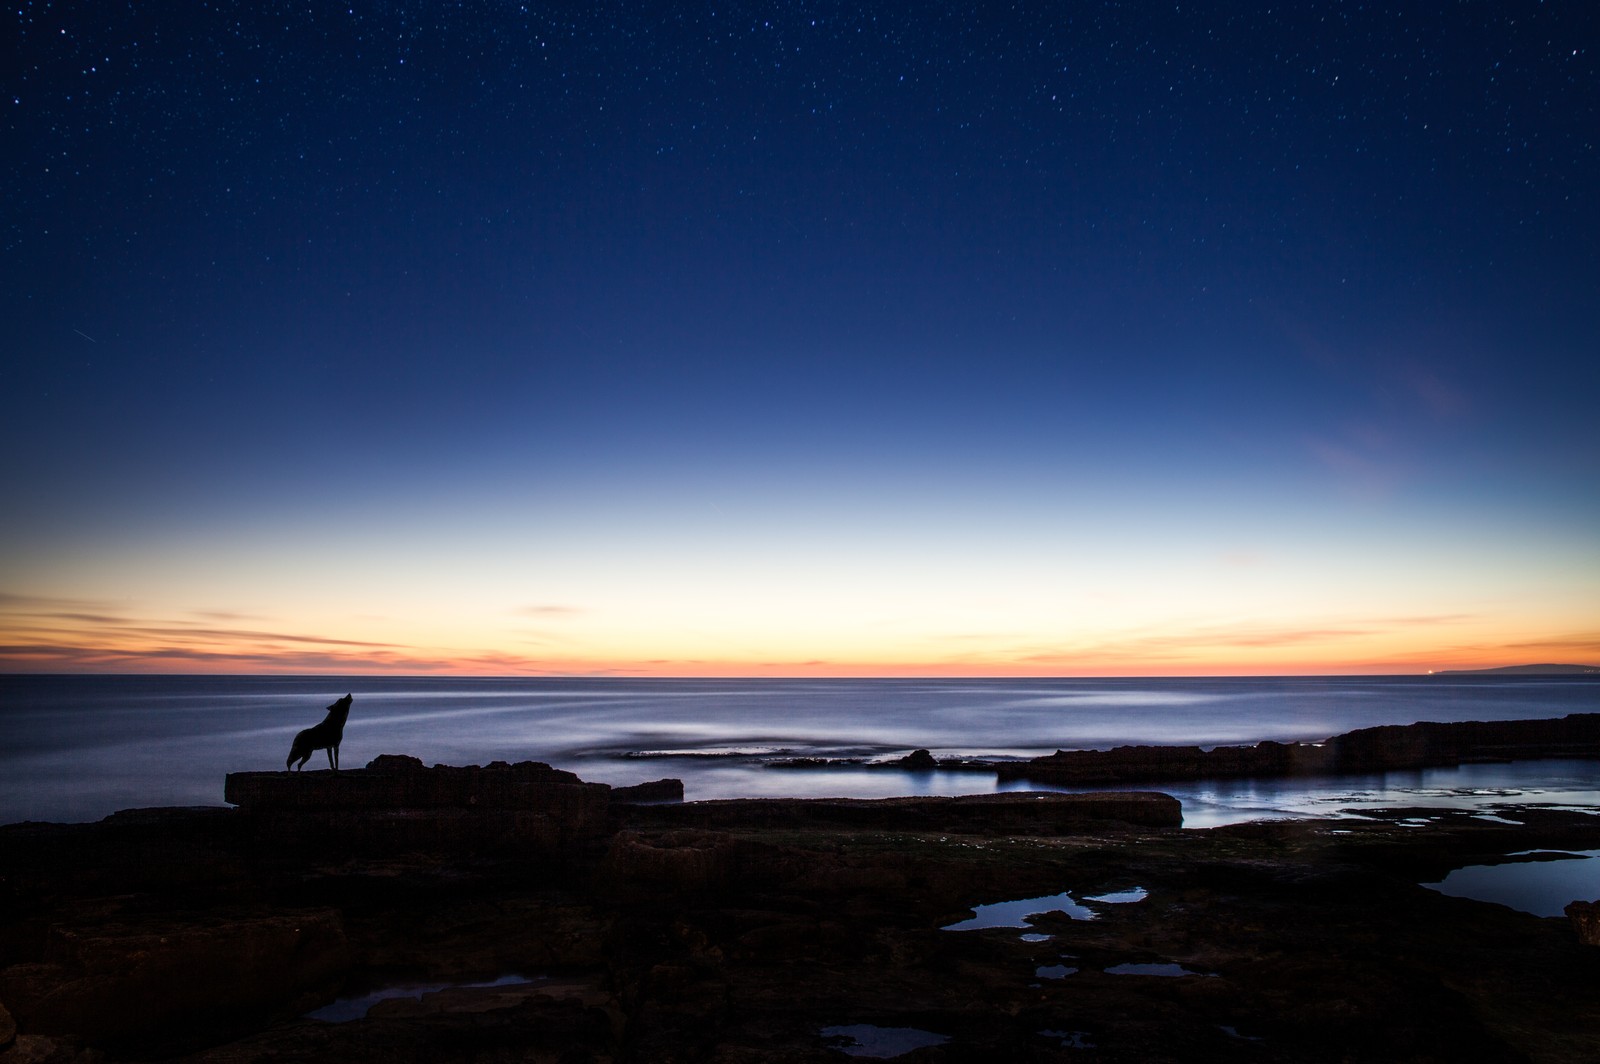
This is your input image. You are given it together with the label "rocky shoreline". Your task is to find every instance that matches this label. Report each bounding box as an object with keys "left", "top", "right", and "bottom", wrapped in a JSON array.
[
  {"left": 2, "top": 746, "right": 1598, "bottom": 1062},
  {"left": 766, "top": 713, "right": 1600, "bottom": 785},
  {"left": 1000, "top": 711, "right": 1600, "bottom": 786}
]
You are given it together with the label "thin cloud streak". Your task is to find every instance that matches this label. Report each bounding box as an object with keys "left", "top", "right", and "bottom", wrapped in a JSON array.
[
  {"left": 1007, "top": 613, "right": 1495, "bottom": 673},
  {"left": 0, "top": 597, "right": 413, "bottom": 671},
  {"left": 0, "top": 642, "right": 512, "bottom": 675},
  {"left": 2, "top": 585, "right": 1590, "bottom": 677},
  {"left": 515, "top": 605, "right": 584, "bottom": 617}
]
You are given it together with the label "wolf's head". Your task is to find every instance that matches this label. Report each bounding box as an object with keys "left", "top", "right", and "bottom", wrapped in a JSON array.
[{"left": 328, "top": 693, "right": 353, "bottom": 719}]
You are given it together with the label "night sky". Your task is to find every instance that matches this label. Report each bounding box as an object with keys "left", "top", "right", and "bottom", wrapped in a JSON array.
[{"left": 4, "top": 1, "right": 1597, "bottom": 675}]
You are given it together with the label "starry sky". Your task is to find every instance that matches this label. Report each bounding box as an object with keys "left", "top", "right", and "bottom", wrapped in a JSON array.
[{"left": 3, "top": 1, "right": 1597, "bottom": 676}]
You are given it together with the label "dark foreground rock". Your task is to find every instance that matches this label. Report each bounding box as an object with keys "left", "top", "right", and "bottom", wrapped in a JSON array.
[
  {"left": 222, "top": 757, "right": 678, "bottom": 856},
  {"left": 225, "top": 756, "right": 592, "bottom": 810},
  {"left": 626, "top": 790, "right": 1181, "bottom": 832},
  {"left": 1569, "top": 901, "right": 1600, "bottom": 947},
  {"left": 1000, "top": 712, "right": 1600, "bottom": 786},
  {"left": 3, "top": 760, "right": 1600, "bottom": 1063}
]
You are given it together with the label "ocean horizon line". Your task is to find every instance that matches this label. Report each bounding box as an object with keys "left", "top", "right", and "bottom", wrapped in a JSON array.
[
  {"left": 4, "top": 672, "right": 1596, "bottom": 825},
  {"left": 6, "top": 667, "right": 1599, "bottom": 682}
]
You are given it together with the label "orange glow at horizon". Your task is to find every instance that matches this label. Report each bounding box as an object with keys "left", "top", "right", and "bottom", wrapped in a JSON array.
[
  {"left": 4, "top": 489, "right": 1596, "bottom": 680},
  {"left": 1, "top": 599, "right": 1593, "bottom": 678}
]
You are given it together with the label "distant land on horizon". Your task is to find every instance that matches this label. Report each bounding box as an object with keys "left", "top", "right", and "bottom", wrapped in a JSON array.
[
  {"left": 6, "top": 666, "right": 1600, "bottom": 679},
  {"left": 1432, "top": 664, "right": 1600, "bottom": 676}
]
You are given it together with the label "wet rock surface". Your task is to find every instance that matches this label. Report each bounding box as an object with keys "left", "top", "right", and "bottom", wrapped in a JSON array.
[
  {"left": 1, "top": 760, "right": 1598, "bottom": 1062},
  {"left": 221, "top": 757, "right": 676, "bottom": 857},
  {"left": 1568, "top": 900, "right": 1600, "bottom": 946}
]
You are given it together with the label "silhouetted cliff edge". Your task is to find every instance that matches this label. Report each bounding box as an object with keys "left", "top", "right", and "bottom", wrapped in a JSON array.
[
  {"left": 1432, "top": 663, "right": 1600, "bottom": 675},
  {"left": 998, "top": 713, "right": 1600, "bottom": 786}
]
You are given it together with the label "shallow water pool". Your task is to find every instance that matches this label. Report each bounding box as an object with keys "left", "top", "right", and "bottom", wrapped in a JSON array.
[
  {"left": 305, "top": 973, "right": 536, "bottom": 1022},
  {"left": 1421, "top": 849, "right": 1600, "bottom": 917},
  {"left": 941, "top": 884, "right": 1147, "bottom": 933},
  {"left": 819, "top": 1024, "right": 950, "bottom": 1058}
]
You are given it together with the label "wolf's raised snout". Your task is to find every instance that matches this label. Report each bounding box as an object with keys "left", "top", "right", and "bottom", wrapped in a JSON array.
[{"left": 287, "top": 694, "right": 353, "bottom": 771}]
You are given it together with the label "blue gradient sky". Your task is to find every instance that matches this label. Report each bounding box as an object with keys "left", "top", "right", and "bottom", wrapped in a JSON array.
[{"left": 4, "top": 2, "right": 1597, "bottom": 674}]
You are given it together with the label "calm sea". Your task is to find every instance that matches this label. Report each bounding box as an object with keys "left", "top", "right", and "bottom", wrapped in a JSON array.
[{"left": 2, "top": 674, "right": 1596, "bottom": 827}]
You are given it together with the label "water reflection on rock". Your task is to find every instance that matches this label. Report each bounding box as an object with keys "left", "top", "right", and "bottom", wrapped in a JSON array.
[
  {"left": 305, "top": 973, "right": 538, "bottom": 1023},
  {"left": 1422, "top": 849, "right": 1600, "bottom": 917},
  {"left": 943, "top": 884, "right": 1147, "bottom": 933},
  {"left": 819, "top": 1023, "right": 950, "bottom": 1058},
  {"left": 1105, "top": 962, "right": 1205, "bottom": 977}
]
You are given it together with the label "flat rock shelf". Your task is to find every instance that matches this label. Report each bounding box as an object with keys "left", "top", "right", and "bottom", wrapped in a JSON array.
[
  {"left": 1, "top": 755, "right": 1597, "bottom": 1062},
  {"left": 998, "top": 712, "right": 1600, "bottom": 786}
]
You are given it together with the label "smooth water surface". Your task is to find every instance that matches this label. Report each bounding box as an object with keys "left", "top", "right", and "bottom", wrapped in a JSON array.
[
  {"left": 819, "top": 1024, "right": 950, "bottom": 1058},
  {"left": 943, "top": 885, "right": 1147, "bottom": 932},
  {"left": 1105, "top": 962, "right": 1206, "bottom": 977},
  {"left": 942, "top": 891, "right": 1098, "bottom": 930},
  {"left": 1, "top": 674, "right": 1595, "bottom": 825},
  {"left": 1422, "top": 849, "right": 1600, "bottom": 916},
  {"left": 306, "top": 974, "right": 535, "bottom": 1023},
  {"left": 1037, "top": 759, "right": 1600, "bottom": 829}
]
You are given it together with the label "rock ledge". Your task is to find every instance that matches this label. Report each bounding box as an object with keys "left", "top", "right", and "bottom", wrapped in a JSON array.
[{"left": 1000, "top": 712, "right": 1600, "bottom": 786}]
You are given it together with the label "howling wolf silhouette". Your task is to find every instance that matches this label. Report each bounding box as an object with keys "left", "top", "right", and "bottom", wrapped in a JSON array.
[{"left": 287, "top": 694, "right": 353, "bottom": 771}]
